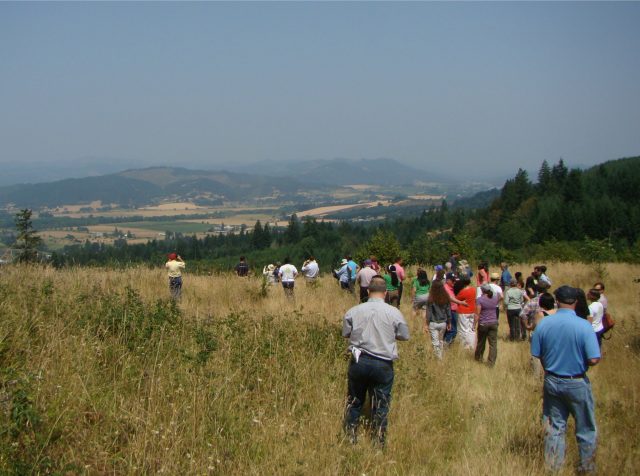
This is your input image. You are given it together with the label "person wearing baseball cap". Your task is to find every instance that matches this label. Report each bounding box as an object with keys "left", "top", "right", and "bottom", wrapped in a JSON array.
[{"left": 531, "top": 285, "right": 601, "bottom": 473}]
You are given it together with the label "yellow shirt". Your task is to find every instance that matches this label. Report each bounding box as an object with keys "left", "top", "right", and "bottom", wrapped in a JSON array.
[{"left": 165, "top": 260, "right": 185, "bottom": 278}]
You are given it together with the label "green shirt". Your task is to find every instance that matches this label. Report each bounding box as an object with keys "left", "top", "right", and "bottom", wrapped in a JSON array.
[
  {"left": 412, "top": 278, "right": 430, "bottom": 296},
  {"left": 384, "top": 274, "right": 399, "bottom": 291}
]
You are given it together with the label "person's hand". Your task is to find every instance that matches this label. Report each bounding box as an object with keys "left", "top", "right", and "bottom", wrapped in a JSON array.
[{"left": 446, "top": 323, "right": 452, "bottom": 331}]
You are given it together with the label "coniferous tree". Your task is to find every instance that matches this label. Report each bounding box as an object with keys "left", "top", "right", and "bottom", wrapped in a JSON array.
[
  {"left": 14, "top": 208, "right": 43, "bottom": 263},
  {"left": 537, "top": 160, "right": 552, "bottom": 191}
]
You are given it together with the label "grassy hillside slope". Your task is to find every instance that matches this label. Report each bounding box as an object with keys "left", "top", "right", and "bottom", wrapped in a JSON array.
[{"left": 1, "top": 264, "right": 638, "bottom": 474}]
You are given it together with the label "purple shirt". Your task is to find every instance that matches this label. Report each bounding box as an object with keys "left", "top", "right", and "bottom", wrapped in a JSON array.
[{"left": 477, "top": 294, "right": 499, "bottom": 325}]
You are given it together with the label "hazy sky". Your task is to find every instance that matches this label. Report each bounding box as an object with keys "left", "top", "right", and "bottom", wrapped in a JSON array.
[{"left": 1, "top": 2, "right": 639, "bottom": 179}]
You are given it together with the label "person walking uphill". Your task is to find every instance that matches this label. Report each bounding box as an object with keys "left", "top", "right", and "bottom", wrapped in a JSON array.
[
  {"left": 531, "top": 286, "right": 600, "bottom": 473},
  {"left": 343, "top": 276, "right": 410, "bottom": 447},
  {"left": 165, "top": 253, "right": 185, "bottom": 300}
]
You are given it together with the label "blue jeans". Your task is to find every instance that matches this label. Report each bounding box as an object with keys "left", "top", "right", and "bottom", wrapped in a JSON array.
[
  {"left": 543, "top": 374, "right": 597, "bottom": 473},
  {"left": 444, "top": 310, "right": 458, "bottom": 344},
  {"left": 344, "top": 353, "right": 394, "bottom": 445}
]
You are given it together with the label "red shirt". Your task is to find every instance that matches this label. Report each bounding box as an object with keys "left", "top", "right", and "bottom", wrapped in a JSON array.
[{"left": 456, "top": 286, "right": 477, "bottom": 314}]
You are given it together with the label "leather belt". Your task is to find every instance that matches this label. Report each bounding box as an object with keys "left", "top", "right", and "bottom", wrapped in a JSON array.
[{"left": 545, "top": 371, "right": 586, "bottom": 379}]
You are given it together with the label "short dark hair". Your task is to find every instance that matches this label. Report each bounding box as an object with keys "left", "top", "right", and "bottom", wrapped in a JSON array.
[
  {"left": 368, "top": 276, "right": 387, "bottom": 293},
  {"left": 593, "top": 282, "right": 605, "bottom": 291},
  {"left": 539, "top": 293, "right": 555, "bottom": 311}
]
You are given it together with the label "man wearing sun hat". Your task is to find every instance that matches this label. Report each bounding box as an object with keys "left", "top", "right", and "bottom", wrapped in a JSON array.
[
  {"left": 334, "top": 258, "right": 351, "bottom": 291},
  {"left": 531, "top": 285, "right": 600, "bottom": 473}
]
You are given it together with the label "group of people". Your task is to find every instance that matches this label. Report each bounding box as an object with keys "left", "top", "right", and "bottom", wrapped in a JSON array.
[
  {"left": 341, "top": 255, "right": 610, "bottom": 474},
  {"left": 164, "top": 252, "right": 610, "bottom": 472}
]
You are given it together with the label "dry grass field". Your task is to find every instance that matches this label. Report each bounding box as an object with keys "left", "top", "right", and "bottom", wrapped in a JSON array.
[{"left": 1, "top": 263, "right": 638, "bottom": 475}]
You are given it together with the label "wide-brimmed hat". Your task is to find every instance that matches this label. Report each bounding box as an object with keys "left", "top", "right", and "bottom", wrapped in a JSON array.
[{"left": 340, "top": 258, "right": 348, "bottom": 265}]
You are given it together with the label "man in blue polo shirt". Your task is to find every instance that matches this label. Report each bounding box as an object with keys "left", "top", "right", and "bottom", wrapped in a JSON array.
[{"left": 531, "top": 285, "right": 601, "bottom": 473}]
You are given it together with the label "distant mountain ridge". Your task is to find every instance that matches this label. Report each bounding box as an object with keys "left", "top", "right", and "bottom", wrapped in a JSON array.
[
  {"left": 0, "top": 158, "right": 462, "bottom": 209},
  {"left": 0, "top": 167, "right": 319, "bottom": 209},
  {"left": 229, "top": 158, "right": 450, "bottom": 185}
]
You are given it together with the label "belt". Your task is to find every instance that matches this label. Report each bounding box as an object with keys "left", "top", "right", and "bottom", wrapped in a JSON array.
[{"left": 545, "top": 371, "right": 586, "bottom": 379}]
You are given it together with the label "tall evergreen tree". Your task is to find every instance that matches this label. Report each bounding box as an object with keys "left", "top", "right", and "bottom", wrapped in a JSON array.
[
  {"left": 284, "top": 214, "right": 301, "bottom": 244},
  {"left": 537, "top": 160, "right": 552, "bottom": 191},
  {"left": 14, "top": 208, "right": 43, "bottom": 263}
]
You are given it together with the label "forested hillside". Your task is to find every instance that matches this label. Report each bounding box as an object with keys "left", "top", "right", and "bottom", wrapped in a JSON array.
[{"left": 42, "top": 156, "right": 640, "bottom": 269}]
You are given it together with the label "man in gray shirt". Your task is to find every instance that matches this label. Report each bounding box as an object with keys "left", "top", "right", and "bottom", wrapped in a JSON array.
[{"left": 342, "top": 275, "right": 410, "bottom": 447}]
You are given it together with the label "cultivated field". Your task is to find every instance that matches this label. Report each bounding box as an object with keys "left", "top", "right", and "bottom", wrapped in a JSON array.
[{"left": 1, "top": 263, "right": 638, "bottom": 474}]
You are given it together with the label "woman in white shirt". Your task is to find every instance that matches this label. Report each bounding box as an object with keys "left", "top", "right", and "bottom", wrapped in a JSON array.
[{"left": 587, "top": 288, "right": 605, "bottom": 347}]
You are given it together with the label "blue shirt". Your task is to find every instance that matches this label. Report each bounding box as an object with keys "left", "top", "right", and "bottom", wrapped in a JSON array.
[
  {"left": 347, "top": 260, "right": 358, "bottom": 282},
  {"left": 501, "top": 269, "right": 513, "bottom": 288},
  {"left": 335, "top": 264, "right": 350, "bottom": 284},
  {"left": 530, "top": 308, "right": 600, "bottom": 376}
]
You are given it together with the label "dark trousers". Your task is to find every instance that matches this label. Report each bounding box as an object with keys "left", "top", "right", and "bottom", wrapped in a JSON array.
[
  {"left": 169, "top": 276, "right": 182, "bottom": 300},
  {"left": 475, "top": 323, "right": 498, "bottom": 366},
  {"left": 282, "top": 281, "right": 295, "bottom": 298},
  {"left": 397, "top": 282, "right": 403, "bottom": 305},
  {"left": 359, "top": 286, "right": 369, "bottom": 303},
  {"left": 507, "top": 309, "right": 522, "bottom": 341},
  {"left": 344, "top": 353, "right": 394, "bottom": 445},
  {"left": 444, "top": 310, "right": 458, "bottom": 344}
]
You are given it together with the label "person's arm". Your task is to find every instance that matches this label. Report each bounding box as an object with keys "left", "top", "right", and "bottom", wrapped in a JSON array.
[
  {"left": 445, "top": 305, "right": 452, "bottom": 331},
  {"left": 342, "top": 311, "right": 353, "bottom": 338},
  {"left": 396, "top": 316, "right": 410, "bottom": 341},
  {"left": 587, "top": 358, "right": 600, "bottom": 366},
  {"left": 475, "top": 303, "right": 481, "bottom": 328},
  {"left": 449, "top": 295, "right": 465, "bottom": 306}
]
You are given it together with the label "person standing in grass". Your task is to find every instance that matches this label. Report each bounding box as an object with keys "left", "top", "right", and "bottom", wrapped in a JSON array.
[
  {"left": 474, "top": 284, "right": 499, "bottom": 367},
  {"left": 393, "top": 257, "right": 406, "bottom": 305},
  {"left": 235, "top": 256, "right": 249, "bottom": 277},
  {"left": 301, "top": 256, "right": 319, "bottom": 285},
  {"left": 505, "top": 279, "right": 525, "bottom": 341},
  {"left": 587, "top": 289, "right": 605, "bottom": 347},
  {"left": 343, "top": 275, "right": 410, "bottom": 447},
  {"left": 165, "top": 253, "right": 185, "bottom": 300},
  {"left": 455, "top": 276, "right": 477, "bottom": 350},
  {"left": 334, "top": 259, "right": 351, "bottom": 292},
  {"left": 383, "top": 265, "right": 400, "bottom": 308},
  {"left": 278, "top": 257, "right": 298, "bottom": 298},
  {"left": 424, "top": 280, "right": 452, "bottom": 360},
  {"left": 410, "top": 268, "right": 431, "bottom": 317},
  {"left": 356, "top": 259, "right": 378, "bottom": 303},
  {"left": 593, "top": 282, "right": 608, "bottom": 313},
  {"left": 531, "top": 285, "right": 600, "bottom": 473},
  {"left": 346, "top": 255, "right": 359, "bottom": 294}
]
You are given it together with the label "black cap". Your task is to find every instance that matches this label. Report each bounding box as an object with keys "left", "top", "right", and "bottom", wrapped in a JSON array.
[
  {"left": 554, "top": 285, "right": 578, "bottom": 304},
  {"left": 445, "top": 272, "right": 458, "bottom": 282}
]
